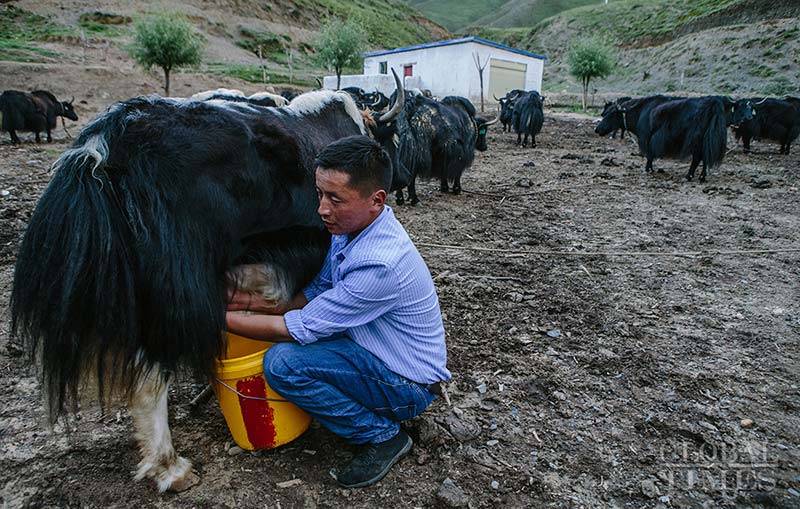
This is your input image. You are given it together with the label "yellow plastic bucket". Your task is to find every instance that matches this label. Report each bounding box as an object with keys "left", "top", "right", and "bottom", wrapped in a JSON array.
[{"left": 212, "top": 332, "right": 311, "bottom": 450}]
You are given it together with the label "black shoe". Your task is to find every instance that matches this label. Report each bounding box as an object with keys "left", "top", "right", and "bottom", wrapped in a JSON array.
[{"left": 333, "top": 431, "right": 413, "bottom": 488}]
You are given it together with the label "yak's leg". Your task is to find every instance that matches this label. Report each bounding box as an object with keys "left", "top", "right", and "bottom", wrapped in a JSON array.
[
  {"left": 452, "top": 173, "right": 462, "bottom": 195},
  {"left": 46, "top": 127, "right": 53, "bottom": 143},
  {"left": 645, "top": 155, "right": 654, "bottom": 173},
  {"left": 531, "top": 134, "right": 536, "bottom": 148},
  {"left": 686, "top": 152, "right": 701, "bottom": 181},
  {"left": 9, "top": 129, "right": 20, "bottom": 144},
  {"left": 516, "top": 132, "right": 521, "bottom": 145},
  {"left": 439, "top": 171, "right": 449, "bottom": 193},
  {"left": 35, "top": 131, "right": 41, "bottom": 143},
  {"left": 395, "top": 188, "right": 405, "bottom": 205},
  {"left": 743, "top": 136, "right": 751, "bottom": 154},
  {"left": 408, "top": 174, "right": 420, "bottom": 205},
  {"left": 699, "top": 158, "right": 708, "bottom": 183},
  {"left": 130, "top": 368, "right": 198, "bottom": 492},
  {"left": 620, "top": 128, "right": 626, "bottom": 140}
]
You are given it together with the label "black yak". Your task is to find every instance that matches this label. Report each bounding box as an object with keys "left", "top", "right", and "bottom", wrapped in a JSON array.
[
  {"left": 11, "top": 74, "right": 405, "bottom": 491},
  {"left": 394, "top": 94, "right": 497, "bottom": 204},
  {"left": 512, "top": 91, "right": 544, "bottom": 147},
  {"left": 733, "top": 98, "right": 800, "bottom": 154},
  {"left": 0, "top": 89, "right": 78, "bottom": 143}
]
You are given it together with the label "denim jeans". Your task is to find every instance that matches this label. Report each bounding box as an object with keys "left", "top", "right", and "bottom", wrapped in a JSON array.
[{"left": 263, "top": 338, "right": 436, "bottom": 444}]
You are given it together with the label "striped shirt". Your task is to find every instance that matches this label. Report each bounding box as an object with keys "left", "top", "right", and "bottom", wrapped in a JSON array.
[{"left": 283, "top": 206, "right": 450, "bottom": 384}]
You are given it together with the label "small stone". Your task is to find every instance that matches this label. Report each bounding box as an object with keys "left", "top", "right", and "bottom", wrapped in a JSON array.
[
  {"left": 641, "top": 479, "right": 659, "bottom": 498},
  {"left": 491, "top": 480, "right": 499, "bottom": 490},
  {"left": 486, "top": 439, "right": 499, "bottom": 446},
  {"left": 522, "top": 160, "right": 536, "bottom": 167},
  {"left": 750, "top": 178, "right": 772, "bottom": 189},
  {"left": 740, "top": 418, "right": 753, "bottom": 428},
  {"left": 476, "top": 383, "right": 488, "bottom": 394},
  {"left": 658, "top": 495, "right": 670, "bottom": 504},
  {"left": 546, "top": 329, "right": 561, "bottom": 338},
  {"left": 552, "top": 391, "right": 567, "bottom": 401},
  {"left": 0, "top": 190, "right": 10, "bottom": 197},
  {"left": 227, "top": 445, "right": 244, "bottom": 456},
  {"left": 518, "top": 334, "right": 533, "bottom": 345},
  {"left": 516, "top": 178, "right": 532, "bottom": 188},
  {"left": 302, "top": 449, "right": 317, "bottom": 455},
  {"left": 435, "top": 478, "right": 469, "bottom": 508},
  {"left": 444, "top": 414, "right": 481, "bottom": 442},
  {"left": 277, "top": 479, "right": 303, "bottom": 489},
  {"left": 789, "top": 488, "right": 800, "bottom": 498},
  {"left": 545, "top": 347, "right": 559, "bottom": 356},
  {"left": 508, "top": 292, "right": 523, "bottom": 303}
]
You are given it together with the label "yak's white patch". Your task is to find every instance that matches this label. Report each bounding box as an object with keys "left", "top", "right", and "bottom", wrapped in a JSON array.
[
  {"left": 129, "top": 367, "right": 195, "bottom": 492},
  {"left": 190, "top": 88, "right": 246, "bottom": 101},
  {"left": 53, "top": 134, "right": 108, "bottom": 178},
  {"left": 248, "top": 91, "right": 288, "bottom": 106},
  {"left": 288, "top": 90, "right": 366, "bottom": 134},
  {"left": 206, "top": 99, "right": 261, "bottom": 114}
]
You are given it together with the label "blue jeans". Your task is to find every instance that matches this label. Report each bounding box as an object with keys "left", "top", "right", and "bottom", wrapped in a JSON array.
[{"left": 263, "top": 338, "right": 436, "bottom": 444}]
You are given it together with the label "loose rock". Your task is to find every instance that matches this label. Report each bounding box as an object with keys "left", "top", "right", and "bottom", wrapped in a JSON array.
[
  {"left": 436, "top": 478, "right": 469, "bottom": 508},
  {"left": 641, "top": 479, "right": 659, "bottom": 498}
]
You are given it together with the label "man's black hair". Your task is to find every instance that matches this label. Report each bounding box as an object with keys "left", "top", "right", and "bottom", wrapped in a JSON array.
[{"left": 314, "top": 135, "right": 392, "bottom": 196}]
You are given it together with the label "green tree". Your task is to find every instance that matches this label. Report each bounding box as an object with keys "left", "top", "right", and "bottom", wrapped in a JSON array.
[
  {"left": 130, "top": 13, "right": 203, "bottom": 96},
  {"left": 568, "top": 38, "right": 615, "bottom": 111},
  {"left": 313, "top": 18, "right": 367, "bottom": 90}
]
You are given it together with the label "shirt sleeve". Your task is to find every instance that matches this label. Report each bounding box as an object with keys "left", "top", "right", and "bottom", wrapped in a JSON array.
[
  {"left": 302, "top": 250, "right": 334, "bottom": 302},
  {"left": 284, "top": 261, "right": 400, "bottom": 345}
]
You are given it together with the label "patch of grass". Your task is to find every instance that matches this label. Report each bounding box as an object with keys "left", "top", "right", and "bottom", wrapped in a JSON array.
[
  {"left": 205, "top": 63, "right": 319, "bottom": 87},
  {"left": 0, "top": 6, "right": 76, "bottom": 41},
  {"left": 751, "top": 64, "right": 775, "bottom": 78},
  {"left": 0, "top": 39, "right": 60, "bottom": 62},
  {"left": 762, "top": 77, "right": 794, "bottom": 96},
  {"left": 235, "top": 27, "right": 290, "bottom": 56},
  {"left": 78, "top": 11, "right": 131, "bottom": 37}
]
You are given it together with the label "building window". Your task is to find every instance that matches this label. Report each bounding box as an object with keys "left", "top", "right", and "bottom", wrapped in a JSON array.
[
  {"left": 404, "top": 65, "right": 413, "bottom": 77},
  {"left": 379, "top": 61, "right": 388, "bottom": 74}
]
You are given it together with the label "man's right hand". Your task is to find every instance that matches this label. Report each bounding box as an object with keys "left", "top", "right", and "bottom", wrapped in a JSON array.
[{"left": 226, "top": 289, "right": 280, "bottom": 313}]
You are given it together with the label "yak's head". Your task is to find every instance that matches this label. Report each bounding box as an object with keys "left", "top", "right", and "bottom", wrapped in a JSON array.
[
  {"left": 595, "top": 103, "right": 625, "bottom": 136},
  {"left": 475, "top": 116, "right": 499, "bottom": 152},
  {"left": 728, "top": 98, "right": 755, "bottom": 127},
  {"left": 59, "top": 97, "right": 79, "bottom": 121}
]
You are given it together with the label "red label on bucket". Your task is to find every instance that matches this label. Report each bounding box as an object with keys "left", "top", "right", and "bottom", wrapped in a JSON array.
[{"left": 236, "top": 376, "right": 277, "bottom": 449}]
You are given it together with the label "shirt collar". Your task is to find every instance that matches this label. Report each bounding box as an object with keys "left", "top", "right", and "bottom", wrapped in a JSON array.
[{"left": 331, "top": 206, "right": 393, "bottom": 261}]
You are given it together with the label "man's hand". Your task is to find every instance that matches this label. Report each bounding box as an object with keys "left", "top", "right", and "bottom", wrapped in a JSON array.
[
  {"left": 226, "top": 311, "right": 293, "bottom": 342},
  {"left": 226, "top": 289, "right": 281, "bottom": 313}
]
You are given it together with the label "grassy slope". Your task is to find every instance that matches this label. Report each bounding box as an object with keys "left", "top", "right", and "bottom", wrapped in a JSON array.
[
  {"left": 406, "top": 0, "right": 602, "bottom": 32},
  {"left": 474, "top": 0, "right": 800, "bottom": 97},
  {"left": 0, "top": 1, "right": 450, "bottom": 86}
]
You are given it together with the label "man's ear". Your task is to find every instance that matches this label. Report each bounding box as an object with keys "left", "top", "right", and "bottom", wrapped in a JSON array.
[{"left": 372, "top": 189, "right": 387, "bottom": 208}]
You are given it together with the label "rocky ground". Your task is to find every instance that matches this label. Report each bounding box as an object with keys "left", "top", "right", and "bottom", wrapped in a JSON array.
[{"left": 1, "top": 111, "right": 799, "bottom": 508}]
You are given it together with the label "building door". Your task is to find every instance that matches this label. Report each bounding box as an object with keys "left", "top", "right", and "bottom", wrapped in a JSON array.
[
  {"left": 404, "top": 65, "right": 413, "bottom": 77},
  {"left": 488, "top": 59, "right": 527, "bottom": 101}
]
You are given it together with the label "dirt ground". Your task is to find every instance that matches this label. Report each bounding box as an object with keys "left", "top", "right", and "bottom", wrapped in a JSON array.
[{"left": 1, "top": 102, "right": 799, "bottom": 508}]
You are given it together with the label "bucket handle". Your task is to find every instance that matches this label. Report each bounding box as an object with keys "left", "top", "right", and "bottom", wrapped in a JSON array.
[{"left": 213, "top": 377, "right": 290, "bottom": 402}]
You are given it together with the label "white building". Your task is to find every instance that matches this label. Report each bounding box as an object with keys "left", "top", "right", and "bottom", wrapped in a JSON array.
[{"left": 326, "top": 37, "right": 547, "bottom": 104}]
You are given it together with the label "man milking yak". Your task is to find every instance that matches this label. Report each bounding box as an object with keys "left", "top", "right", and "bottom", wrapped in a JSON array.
[{"left": 11, "top": 70, "right": 449, "bottom": 491}]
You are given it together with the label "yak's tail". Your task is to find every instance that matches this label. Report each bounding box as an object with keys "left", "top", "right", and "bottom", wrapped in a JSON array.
[
  {"left": 700, "top": 99, "right": 727, "bottom": 170},
  {"left": 11, "top": 99, "right": 230, "bottom": 420}
]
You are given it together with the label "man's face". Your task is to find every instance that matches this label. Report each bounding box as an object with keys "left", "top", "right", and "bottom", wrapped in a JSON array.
[{"left": 315, "top": 168, "right": 385, "bottom": 236}]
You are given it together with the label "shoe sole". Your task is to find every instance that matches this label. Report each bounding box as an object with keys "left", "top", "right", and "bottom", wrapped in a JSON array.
[{"left": 336, "top": 435, "right": 413, "bottom": 489}]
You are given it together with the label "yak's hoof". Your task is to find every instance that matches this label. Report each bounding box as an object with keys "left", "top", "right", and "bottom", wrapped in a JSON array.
[
  {"left": 136, "top": 455, "right": 196, "bottom": 493},
  {"left": 452, "top": 188, "right": 461, "bottom": 195},
  {"left": 167, "top": 470, "right": 200, "bottom": 493},
  {"left": 410, "top": 198, "right": 420, "bottom": 206},
  {"left": 396, "top": 197, "right": 405, "bottom": 205}
]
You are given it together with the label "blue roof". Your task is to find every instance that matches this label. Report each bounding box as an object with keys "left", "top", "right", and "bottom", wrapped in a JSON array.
[{"left": 362, "top": 36, "right": 548, "bottom": 61}]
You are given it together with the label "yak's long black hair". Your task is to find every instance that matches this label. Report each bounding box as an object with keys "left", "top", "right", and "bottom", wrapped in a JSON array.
[
  {"left": 646, "top": 96, "right": 729, "bottom": 170},
  {"left": 11, "top": 93, "right": 360, "bottom": 419}
]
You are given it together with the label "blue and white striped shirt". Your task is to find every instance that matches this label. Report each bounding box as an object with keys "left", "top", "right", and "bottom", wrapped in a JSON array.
[{"left": 283, "top": 206, "right": 450, "bottom": 384}]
